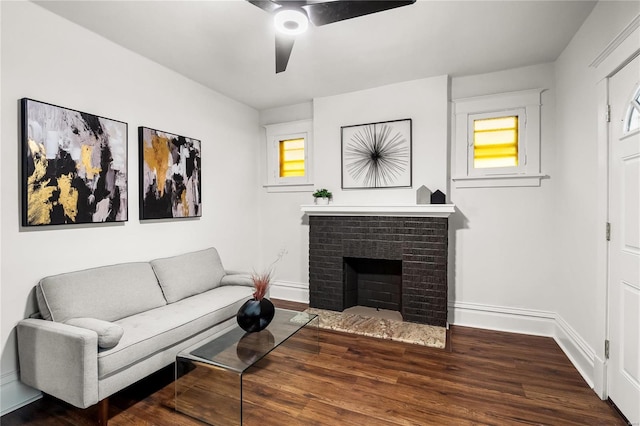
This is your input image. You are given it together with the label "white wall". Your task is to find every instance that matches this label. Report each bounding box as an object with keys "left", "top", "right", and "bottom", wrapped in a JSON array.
[
  {"left": 446, "top": 2, "right": 640, "bottom": 393},
  {"left": 314, "top": 75, "right": 450, "bottom": 201},
  {"left": 260, "top": 102, "right": 314, "bottom": 126},
  {"left": 258, "top": 102, "right": 314, "bottom": 300},
  {"left": 260, "top": 66, "right": 561, "bottom": 331},
  {"left": 449, "top": 64, "right": 557, "bottom": 326},
  {"left": 554, "top": 0, "right": 640, "bottom": 392},
  {"left": 0, "top": 1, "right": 260, "bottom": 413},
  {"left": 258, "top": 76, "right": 449, "bottom": 301}
]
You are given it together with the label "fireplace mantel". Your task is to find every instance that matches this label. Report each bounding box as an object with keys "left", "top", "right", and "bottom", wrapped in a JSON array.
[{"left": 301, "top": 204, "right": 455, "bottom": 218}]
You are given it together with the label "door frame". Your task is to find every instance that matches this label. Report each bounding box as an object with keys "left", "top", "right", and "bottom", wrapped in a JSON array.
[{"left": 593, "top": 14, "right": 640, "bottom": 398}]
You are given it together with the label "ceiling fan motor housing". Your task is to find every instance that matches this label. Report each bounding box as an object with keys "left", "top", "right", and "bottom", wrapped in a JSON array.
[{"left": 274, "top": 7, "right": 309, "bottom": 35}]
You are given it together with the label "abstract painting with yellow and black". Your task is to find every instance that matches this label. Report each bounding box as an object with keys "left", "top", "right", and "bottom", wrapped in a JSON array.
[
  {"left": 21, "top": 99, "right": 128, "bottom": 226},
  {"left": 139, "top": 127, "right": 201, "bottom": 219}
]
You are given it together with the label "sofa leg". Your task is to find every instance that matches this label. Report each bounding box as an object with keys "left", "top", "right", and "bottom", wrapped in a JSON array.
[{"left": 97, "top": 398, "right": 109, "bottom": 426}]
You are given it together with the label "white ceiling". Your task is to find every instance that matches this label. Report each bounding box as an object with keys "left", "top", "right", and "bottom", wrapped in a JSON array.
[{"left": 34, "top": 0, "right": 597, "bottom": 111}]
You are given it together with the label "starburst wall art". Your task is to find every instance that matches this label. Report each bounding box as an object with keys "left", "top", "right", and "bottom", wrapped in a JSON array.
[{"left": 341, "top": 118, "right": 412, "bottom": 189}]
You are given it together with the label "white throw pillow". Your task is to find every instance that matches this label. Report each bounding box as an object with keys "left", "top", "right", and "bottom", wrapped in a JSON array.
[
  {"left": 220, "top": 274, "right": 254, "bottom": 287},
  {"left": 65, "top": 317, "right": 124, "bottom": 349}
]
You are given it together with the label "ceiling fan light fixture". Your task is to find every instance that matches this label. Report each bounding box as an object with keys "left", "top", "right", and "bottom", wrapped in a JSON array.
[{"left": 274, "top": 8, "right": 309, "bottom": 36}]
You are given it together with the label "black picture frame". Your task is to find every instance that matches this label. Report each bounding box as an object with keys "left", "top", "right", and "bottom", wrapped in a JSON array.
[
  {"left": 138, "top": 126, "right": 202, "bottom": 220},
  {"left": 21, "top": 98, "right": 128, "bottom": 227},
  {"left": 341, "top": 118, "right": 412, "bottom": 189}
]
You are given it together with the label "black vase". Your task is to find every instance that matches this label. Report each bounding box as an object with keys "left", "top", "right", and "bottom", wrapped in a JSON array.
[{"left": 236, "top": 298, "right": 275, "bottom": 333}]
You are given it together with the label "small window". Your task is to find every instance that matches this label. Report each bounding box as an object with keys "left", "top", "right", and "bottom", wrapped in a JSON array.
[
  {"left": 264, "top": 120, "right": 313, "bottom": 191},
  {"left": 467, "top": 109, "right": 525, "bottom": 176},
  {"left": 473, "top": 115, "right": 519, "bottom": 169},
  {"left": 453, "top": 89, "right": 544, "bottom": 188},
  {"left": 279, "top": 138, "right": 305, "bottom": 177},
  {"left": 624, "top": 86, "right": 640, "bottom": 134}
]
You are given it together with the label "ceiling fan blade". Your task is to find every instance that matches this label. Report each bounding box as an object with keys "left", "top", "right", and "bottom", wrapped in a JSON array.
[
  {"left": 275, "top": 33, "right": 296, "bottom": 73},
  {"left": 247, "top": 0, "right": 311, "bottom": 13},
  {"left": 247, "top": 0, "right": 281, "bottom": 13},
  {"left": 305, "top": 0, "right": 416, "bottom": 26}
]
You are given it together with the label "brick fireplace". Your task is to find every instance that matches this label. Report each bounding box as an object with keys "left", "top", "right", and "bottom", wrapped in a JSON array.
[{"left": 303, "top": 205, "right": 454, "bottom": 327}]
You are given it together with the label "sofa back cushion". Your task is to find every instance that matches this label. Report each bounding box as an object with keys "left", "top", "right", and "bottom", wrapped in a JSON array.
[
  {"left": 150, "top": 248, "right": 226, "bottom": 303},
  {"left": 36, "top": 262, "right": 167, "bottom": 323}
]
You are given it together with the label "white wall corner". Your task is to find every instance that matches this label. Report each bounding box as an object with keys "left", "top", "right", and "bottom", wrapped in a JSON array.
[
  {"left": 1, "top": 370, "right": 41, "bottom": 416},
  {"left": 553, "top": 314, "right": 596, "bottom": 390},
  {"left": 592, "top": 354, "right": 608, "bottom": 399},
  {"left": 270, "top": 280, "right": 309, "bottom": 303}
]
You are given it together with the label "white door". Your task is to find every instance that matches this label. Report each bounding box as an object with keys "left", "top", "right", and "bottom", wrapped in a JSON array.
[{"left": 608, "top": 52, "right": 640, "bottom": 425}]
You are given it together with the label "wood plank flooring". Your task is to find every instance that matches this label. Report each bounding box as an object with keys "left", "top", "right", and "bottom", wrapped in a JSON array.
[{"left": 1, "top": 299, "right": 626, "bottom": 425}]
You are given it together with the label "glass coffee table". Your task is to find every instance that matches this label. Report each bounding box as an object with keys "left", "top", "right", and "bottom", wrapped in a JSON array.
[{"left": 175, "top": 308, "right": 318, "bottom": 425}]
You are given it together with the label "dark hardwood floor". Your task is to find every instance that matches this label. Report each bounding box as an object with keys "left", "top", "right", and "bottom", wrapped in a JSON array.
[{"left": 2, "top": 299, "right": 627, "bottom": 425}]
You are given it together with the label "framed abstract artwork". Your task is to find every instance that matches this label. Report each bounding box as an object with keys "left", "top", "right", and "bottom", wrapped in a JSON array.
[
  {"left": 21, "top": 98, "right": 128, "bottom": 226},
  {"left": 341, "top": 118, "right": 412, "bottom": 189},
  {"left": 139, "top": 127, "right": 201, "bottom": 220}
]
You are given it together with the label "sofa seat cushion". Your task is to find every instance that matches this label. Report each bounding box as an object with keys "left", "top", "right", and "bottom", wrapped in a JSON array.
[
  {"left": 151, "top": 248, "right": 227, "bottom": 303},
  {"left": 98, "top": 285, "right": 253, "bottom": 379},
  {"left": 37, "top": 263, "right": 167, "bottom": 323}
]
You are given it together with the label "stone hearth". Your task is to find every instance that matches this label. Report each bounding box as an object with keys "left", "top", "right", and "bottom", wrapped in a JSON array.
[{"left": 302, "top": 205, "right": 454, "bottom": 327}]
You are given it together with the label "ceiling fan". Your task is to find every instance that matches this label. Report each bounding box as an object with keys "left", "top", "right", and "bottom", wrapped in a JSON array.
[{"left": 247, "top": 0, "right": 416, "bottom": 73}]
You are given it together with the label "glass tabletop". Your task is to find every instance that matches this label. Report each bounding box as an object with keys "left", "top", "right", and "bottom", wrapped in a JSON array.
[{"left": 177, "top": 308, "right": 317, "bottom": 374}]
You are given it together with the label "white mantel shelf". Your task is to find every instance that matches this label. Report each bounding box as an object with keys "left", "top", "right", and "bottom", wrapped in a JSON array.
[{"left": 301, "top": 204, "right": 456, "bottom": 218}]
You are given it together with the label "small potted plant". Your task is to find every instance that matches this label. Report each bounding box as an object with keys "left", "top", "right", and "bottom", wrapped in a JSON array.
[{"left": 313, "top": 188, "right": 332, "bottom": 205}]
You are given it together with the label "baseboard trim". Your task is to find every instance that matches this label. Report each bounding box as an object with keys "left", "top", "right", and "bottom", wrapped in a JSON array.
[
  {"left": 554, "top": 314, "right": 596, "bottom": 389},
  {"left": 449, "top": 301, "right": 597, "bottom": 390},
  {"left": 592, "top": 354, "right": 607, "bottom": 398},
  {"left": 448, "top": 301, "right": 556, "bottom": 336},
  {"left": 270, "top": 280, "right": 309, "bottom": 303},
  {"left": 0, "top": 370, "right": 41, "bottom": 416}
]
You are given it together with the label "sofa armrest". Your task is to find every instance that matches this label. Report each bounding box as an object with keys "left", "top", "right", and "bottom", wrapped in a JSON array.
[
  {"left": 17, "top": 318, "right": 99, "bottom": 408},
  {"left": 220, "top": 272, "right": 254, "bottom": 287}
]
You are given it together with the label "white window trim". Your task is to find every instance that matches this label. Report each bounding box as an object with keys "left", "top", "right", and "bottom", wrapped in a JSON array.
[
  {"left": 452, "top": 89, "right": 546, "bottom": 188},
  {"left": 263, "top": 119, "right": 314, "bottom": 192}
]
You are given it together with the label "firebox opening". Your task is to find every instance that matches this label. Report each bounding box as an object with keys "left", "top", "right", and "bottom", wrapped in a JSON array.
[{"left": 343, "top": 257, "right": 402, "bottom": 316}]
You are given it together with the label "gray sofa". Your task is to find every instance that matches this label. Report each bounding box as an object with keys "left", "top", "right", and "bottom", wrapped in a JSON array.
[{"left": 16, "top": 247, "right": 254, "bottom": 421}]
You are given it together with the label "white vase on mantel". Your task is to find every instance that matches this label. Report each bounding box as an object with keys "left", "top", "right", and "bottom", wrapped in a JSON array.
[{"left": 314, "top": 197, "right": 330, "bottom": 205}]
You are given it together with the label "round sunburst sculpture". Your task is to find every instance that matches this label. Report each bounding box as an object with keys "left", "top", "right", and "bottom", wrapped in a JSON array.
[{"left": 344, "top": 123, "right": 410, "bottom": 188}]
